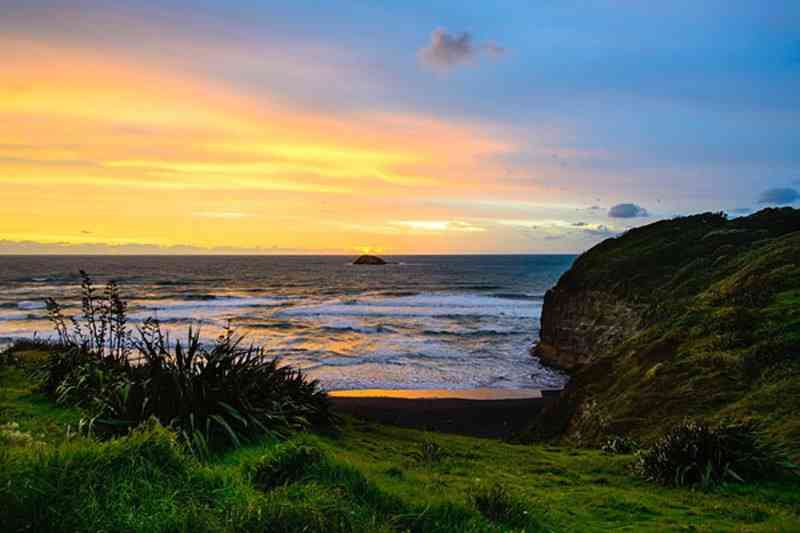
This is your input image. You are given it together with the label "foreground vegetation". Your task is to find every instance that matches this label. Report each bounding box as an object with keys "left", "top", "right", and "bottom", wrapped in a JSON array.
[
  {"left": 38, "top": 272, "right": 333, "bottom": 455},
  {"left": 2, "top": 348, "right": 799, "bottom": 532}
]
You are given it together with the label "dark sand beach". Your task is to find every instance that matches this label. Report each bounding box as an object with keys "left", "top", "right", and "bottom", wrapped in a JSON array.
[{"left": 330, "top": 388, "right": 561, "bottom": 438}]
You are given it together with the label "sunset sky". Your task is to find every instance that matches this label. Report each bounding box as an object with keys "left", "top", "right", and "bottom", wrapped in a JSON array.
[{"left": 2, "top": 1, "right": 798, "bottom": 254}]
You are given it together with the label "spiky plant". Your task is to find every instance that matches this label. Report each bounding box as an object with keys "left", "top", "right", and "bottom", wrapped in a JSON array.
[
  {"left": 39, "top": 272, "right": 335, "bottom": 456},
  {"left": 91, "top": 322, "right": 334, "bottom": 452},
  {"left": 636, "top": 420, "right": 790, "bottom": 488}
]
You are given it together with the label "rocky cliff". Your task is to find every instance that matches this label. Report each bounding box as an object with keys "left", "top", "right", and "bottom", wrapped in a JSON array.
[
  {"left": 530, "top": 208, "right": 800, "bottom": 454},
  {"left": 534, "top": 289, "right": 644, "bottom": 370}
]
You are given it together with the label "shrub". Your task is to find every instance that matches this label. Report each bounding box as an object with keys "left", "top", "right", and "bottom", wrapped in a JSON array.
[
  {"left": 468, "top": 482, "right": 530, "bottom": 528},
  {"left": 39, "top": 272, "right": 335, "bottom": 455},
  {"left": 636, "top": 420, "right": 789, "bottom": 488},
  {"left": 250, "top": 441, "right": 326, "bottom": 490},
  {"left": 411, "top": 438, "right": 447, "bottom": 464},
  {"left": 110, "top": 324, "right": 335, "bottom": 452},
  {"left": 51, "top": 355, "right": 129, "bottom": 410},
  {"left": 601, "top": 435, "right": 639, "bottom": 454}
]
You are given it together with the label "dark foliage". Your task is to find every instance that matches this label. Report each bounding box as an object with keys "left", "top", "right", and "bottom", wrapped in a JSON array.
[
  {"left": 0, "top": 347, "right": 16, "bottom": 368},
  {"left": 40, "top": 272, "right": 335, "bottom": 455},
  {"left": 250, "top": 441, "right": 326, "bottom": 490},
  {"left": 601, "top": 435, "right": 639, "bottom": 454},
  {"left": 468, "top": 482, "right": 532, "bottom": 528},
  {"left": 636, "top": 420, "right": 790, "bottom": 488},
  {"left": 117, "top": 324, "right": 332, "bottom": 452},
  {"left": 410, "top": 438, "right": 448, "bottom": 464},
  {"left": 45, "top": 271, "right": 131, "bottom": 365}
]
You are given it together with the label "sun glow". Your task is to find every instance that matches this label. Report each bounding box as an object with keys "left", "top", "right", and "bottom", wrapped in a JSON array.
[{"left": 0, "top": 24, "right": 605, "bottom": 255}]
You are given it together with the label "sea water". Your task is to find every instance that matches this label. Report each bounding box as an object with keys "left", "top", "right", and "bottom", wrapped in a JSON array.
[{"left": 0, "top": 255, "right": 573, "bottom": 391}]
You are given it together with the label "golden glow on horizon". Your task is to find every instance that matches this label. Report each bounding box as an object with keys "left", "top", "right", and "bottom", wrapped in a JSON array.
[{"left": 0, "top": 38, "right": 581, "bottom": 254}]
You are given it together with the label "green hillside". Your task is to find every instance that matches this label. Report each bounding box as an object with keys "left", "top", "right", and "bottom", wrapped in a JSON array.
[
  {"left": 2, "top": 352, "right": 799, "bottom": 532},
  {"left": 533, "top": 208, "right": 800, "bottom": 455}
]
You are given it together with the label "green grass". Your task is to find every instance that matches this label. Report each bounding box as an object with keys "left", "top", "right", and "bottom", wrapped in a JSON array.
[
  {"left": 0, "top": 360, "right": 82, "bottom": 445},
  {"left": 2, "top": 351, "right": 799, "bottom": 532}
]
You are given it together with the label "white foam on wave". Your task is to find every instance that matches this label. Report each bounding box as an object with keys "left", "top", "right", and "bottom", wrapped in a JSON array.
[
  {"left": 278, "top": 293, "right": 539, "bottom": 319},
  {"left": 129, "top": 296, "right": 294, "bottom": 323},
  {"left": 17, "top": 300, "right": 46, "bottom": 310},
  {"left": 136, "top": 296, "right": 289, "bottom": 310},
  {"left": 0, "top": 312, "right": 38, "bottom": 322}
]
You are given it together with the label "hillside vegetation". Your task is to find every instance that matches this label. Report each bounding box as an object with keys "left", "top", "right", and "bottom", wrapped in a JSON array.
[
  {"left": 533, "top": 208, "right": 800, "bottom": 455},
  {"left": 2, "top": 351, "right": 799, "bottom": 532}
]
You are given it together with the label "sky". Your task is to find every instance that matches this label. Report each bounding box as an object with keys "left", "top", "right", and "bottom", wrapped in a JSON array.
[{"left": 1, "top": 1, "right": 798, "bottom": 254}]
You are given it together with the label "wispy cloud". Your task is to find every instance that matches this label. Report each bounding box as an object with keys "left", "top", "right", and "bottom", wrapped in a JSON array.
[
  {"left": 418, "top": 28, "right": 505, "bottom": 71},
  {"left": 496, "top": 219, "right": 618, "bottom": 237},
  {"left": 582, "top": 224, "right": 618, "bottom": 237},
  {"left": 392, "top": 220, "right": 486, "bottom": 232}
]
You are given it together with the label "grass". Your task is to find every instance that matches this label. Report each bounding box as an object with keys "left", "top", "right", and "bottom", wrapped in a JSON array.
[
  {"left": 2, "top": 349, "right": 799, "bottom": 532},
  {"left": 0, "top": 361, "right": 82, "bottom": 445}
]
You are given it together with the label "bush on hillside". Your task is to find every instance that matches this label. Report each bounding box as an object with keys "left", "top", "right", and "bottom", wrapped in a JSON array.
[
  {"left": 636, "top": 420, "right": 789, "bottom": 488},
  {"left": 39, "top": 272, "right": 335, "bottom": 455},
  {"left": 249, "top": 441, "right": 326, "bottom": 490},
  {"left": 468, "top": 482, "right": 531, "bottom": 529},
  {"left": 410, "top": 438, "right": 448, "bottom": 464},
  {"left": 601, "top": 435, "right": 639, "bottom": 454}
]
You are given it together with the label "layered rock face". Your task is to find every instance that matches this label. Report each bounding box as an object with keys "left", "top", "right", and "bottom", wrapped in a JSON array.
[{"left": 534, "top": 289, "right": 644, "bottom": 370}]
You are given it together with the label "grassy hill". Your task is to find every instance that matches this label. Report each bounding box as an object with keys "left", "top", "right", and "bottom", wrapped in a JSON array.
[
  {"left": 532, "top": 208, "right": 800, "bottom": 455},
  {"left": 2, "top": 349, "right": 799, "bottom": 532}
]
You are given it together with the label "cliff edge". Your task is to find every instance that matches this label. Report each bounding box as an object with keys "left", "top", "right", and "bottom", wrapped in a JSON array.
[{"left": 530, "top": 208, "right": 800, "bottom": 454}]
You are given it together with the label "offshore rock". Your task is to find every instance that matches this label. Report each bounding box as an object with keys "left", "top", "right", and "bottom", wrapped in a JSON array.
[{"left": 353, "top": 254, "right": 387, "bottom": 265}]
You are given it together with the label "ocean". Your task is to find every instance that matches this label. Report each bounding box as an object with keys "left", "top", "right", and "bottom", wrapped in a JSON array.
[{"left": 0, "top": 255, "right": 574, "bottom": 391}]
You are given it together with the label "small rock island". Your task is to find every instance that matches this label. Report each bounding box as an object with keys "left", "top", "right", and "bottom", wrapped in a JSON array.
[{"left": 353, "top": 254, "right": 387, "bottom": 265}]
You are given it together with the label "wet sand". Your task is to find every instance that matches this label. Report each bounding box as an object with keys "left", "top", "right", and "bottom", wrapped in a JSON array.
[{"left": 330, "top": 388, "right": 561, "bottom": 439}]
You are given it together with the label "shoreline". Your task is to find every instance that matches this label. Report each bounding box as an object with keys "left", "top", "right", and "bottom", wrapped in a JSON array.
[
  {"left": 328, "top": 387, "right": 547, "bottom": 400},
  {"left": 330, "top": 388, "right": 561, "bottom": 438}
]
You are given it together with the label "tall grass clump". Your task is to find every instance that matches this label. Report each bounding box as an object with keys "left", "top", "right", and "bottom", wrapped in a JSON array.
[
  {"left": 410, "top": 437, "right": 448, "bottom": 465},
  {"left": 39, "top": 272, "right": 334, "bottom": 454},
  {"left": 636, "top": 420, "right": 791, "bottom": 488},
  {"left": 249, "top": 441, "right": 327, "bottom": 490},
  {"left": 468, "top": 482, "right": 537, "bottom": 530}
]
